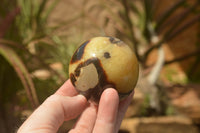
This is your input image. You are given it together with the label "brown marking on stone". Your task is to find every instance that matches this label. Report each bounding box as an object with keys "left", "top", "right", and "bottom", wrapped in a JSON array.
[
  {"left": 107, "top": 36, "right": 123, "bottom": 46},
  {"left": 72, "top": 57, "right": 116, "bottom": 103},
  {"left": 70, "top": 40, "right": 90, "bottom": 63},
  {"left": 70, "top": 73, "right": 76, "bottom": 86},
  {"left": 74, "top": 68, "right": 81, "bottom": 77}
]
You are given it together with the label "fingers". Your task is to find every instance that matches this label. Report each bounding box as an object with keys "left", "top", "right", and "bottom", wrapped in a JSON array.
[
  {"left": 118, "top": 90, "right": 134, "bottom": 114},
  {"left": 115, "top": 91, "right": 134, "bottom": 132},
  {"left": 55, "top": 79, "right": 78, "bottom": 96},
  {"left": 93, "top": 88, "right": 119, "bottom": 133},
  {"left": 69, "top": 103, "right": 97, "bottom": 133},
  {"left": 18, "top": 94, "right": 87, "bottom": 133},
  {"left": 44, "top": 94, "right": 87, "bottom": 121}
]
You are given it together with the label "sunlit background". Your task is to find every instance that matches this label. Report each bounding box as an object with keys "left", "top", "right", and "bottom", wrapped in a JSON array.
[{"left": 0, "top": 0, "right": 200, "bottom": 132}]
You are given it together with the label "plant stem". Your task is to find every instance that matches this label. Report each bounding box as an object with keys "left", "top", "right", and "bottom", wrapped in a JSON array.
[
  {"left": 164, "top": 48, "right": 200, "bottom": 65},
  {"left": 121, "top": 0, "right": 141, "bottom": 61},
  {"left": 143, "top": 4, "right": 200, "bottom": 63},
  {"left": 155, "top": 0, "right": 186, "bottom": 32},
  {"left": 166, "top": 14, "right": 200, "bottom": 41},
  {"left": 143, "top": 0, "right": 153, "bottom": 42},
  {"left": 161, "top": 1, "right": 200, "bottom": 38},
  {"left": 143, "top": 39, "right": 164, "bottom": 63}
]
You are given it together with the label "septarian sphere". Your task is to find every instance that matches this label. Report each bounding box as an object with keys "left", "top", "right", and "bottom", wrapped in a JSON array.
[{"left": 69, "top": 36, "right": 139, "bottom": 103}]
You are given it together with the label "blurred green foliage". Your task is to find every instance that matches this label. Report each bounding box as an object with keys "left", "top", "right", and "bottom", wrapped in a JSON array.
[{"left": 0, "top": 0, "right": 78, "bottom": 111}]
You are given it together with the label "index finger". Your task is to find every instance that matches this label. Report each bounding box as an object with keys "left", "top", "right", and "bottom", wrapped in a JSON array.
[
  {"left": 93, "top": 88, "right": 119, "bottom": 133},
  {"left": 55, "top": 79, "right": 78, "bottom": 96},
  {"left": 115, "top": 90, "right": 134, "bottom": 132}
]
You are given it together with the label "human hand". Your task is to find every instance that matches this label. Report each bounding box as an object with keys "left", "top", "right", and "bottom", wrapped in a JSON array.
[{"left": 17, "top": 79, "right": 134, "bottom": 133}]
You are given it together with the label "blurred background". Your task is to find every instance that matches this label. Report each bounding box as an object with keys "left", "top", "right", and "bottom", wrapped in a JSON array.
[{"left": 0, "top": 0, "right": 200, "bottom": 132}]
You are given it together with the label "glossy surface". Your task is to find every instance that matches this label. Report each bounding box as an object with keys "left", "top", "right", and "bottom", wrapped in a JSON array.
[{"left": 69, "top": 36, "right": 139, "bottom": 102}]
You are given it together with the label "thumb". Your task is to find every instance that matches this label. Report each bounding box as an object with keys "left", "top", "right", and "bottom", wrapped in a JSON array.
[{"left": 18, "top": 94, "right": 87, "bottom": 133}]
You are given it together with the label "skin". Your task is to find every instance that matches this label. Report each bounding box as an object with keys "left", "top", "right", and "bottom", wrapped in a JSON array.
[{"left": 17, "top": 79, "right": 134, "bottom": 133}]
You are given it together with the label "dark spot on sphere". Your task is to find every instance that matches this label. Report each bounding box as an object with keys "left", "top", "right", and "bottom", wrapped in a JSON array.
[
  {"left": 104, "top": 52, "right": 111, "bottom": 59},
  {"left": 70, "top": 40, "right": 90, "bottom": 63},
  {"left": 108, "top": 36, "right": 122, "bottom": 44},
  {"left": 108, "top": 36, "right": 115, "bottom": 43}
]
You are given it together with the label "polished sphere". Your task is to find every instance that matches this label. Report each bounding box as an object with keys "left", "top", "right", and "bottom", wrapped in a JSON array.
[{"left": 69, "top": 36, "right": 139, "bottom": 103}]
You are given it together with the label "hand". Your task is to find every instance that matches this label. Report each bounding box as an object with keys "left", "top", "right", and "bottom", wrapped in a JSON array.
[{"left": 17, "top": 79, "right": 134, "bottom": 133}]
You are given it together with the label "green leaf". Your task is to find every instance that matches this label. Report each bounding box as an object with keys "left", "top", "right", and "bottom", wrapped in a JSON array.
[{"left": 0, "top": 44, "right": 39, "bottom": 108}]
